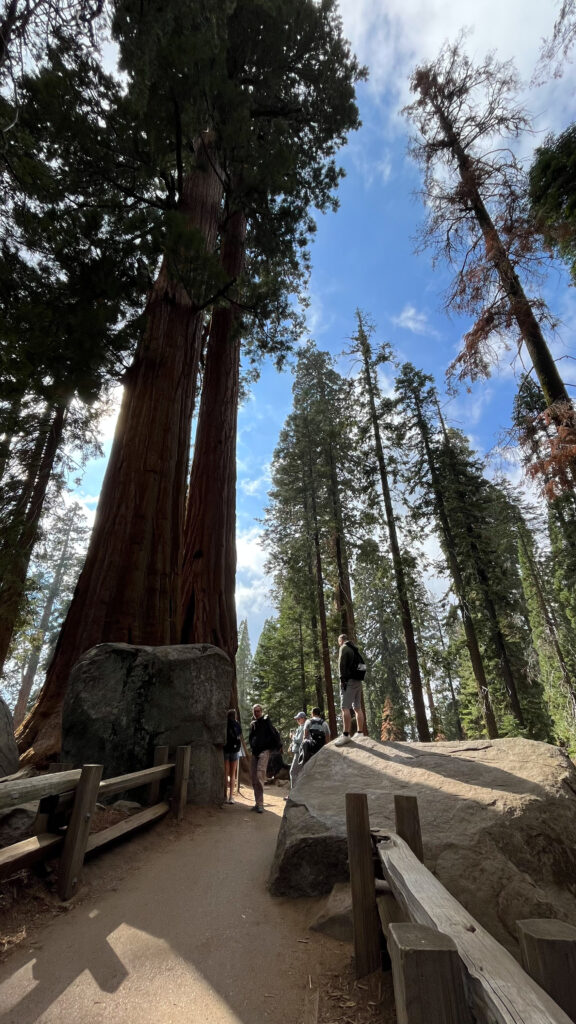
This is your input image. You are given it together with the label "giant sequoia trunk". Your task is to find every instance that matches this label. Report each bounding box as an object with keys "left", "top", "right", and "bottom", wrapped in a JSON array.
[
  {"left": 0, "top": 403, "right": 67, "bottom": 675},
  {"left": 180, "top": 209, "right": 247, "bottom": 669},
  {"left": 18, "top": 146, "right": 223, "bottom": 764}
]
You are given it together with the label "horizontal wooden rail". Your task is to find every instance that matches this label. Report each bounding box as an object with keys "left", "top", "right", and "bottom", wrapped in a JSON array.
[
  {"left": 377, "top": 832, "right": 573, "bottom": 1024},
  {"left": 98, "top": 763, "right": 174, "bottom": 799},
  {"left": 0, "top": 770, "right": 82, "bottom": 811},
  {"left": 0, "top": 833, "right": 63, "bottom": 880},
  {"left": 86, "top": 802, "right": 170, "bottom": 853}
]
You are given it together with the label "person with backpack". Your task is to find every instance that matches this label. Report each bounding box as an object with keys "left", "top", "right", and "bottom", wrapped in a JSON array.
[
  {"left": 289, "top": 711, "right": 307, "bottom": 787},
  {"left": 248, "top": 703, "right": 281, "bottom": 813},
  {"left": 335, "top": 634, "right": 367, "bottom": 746},
  {"left": 299, "top": 707, "right": 331, "bottom": 766},
  {"left": 223, "top": 708, "right": 243, "bottom": 804}
]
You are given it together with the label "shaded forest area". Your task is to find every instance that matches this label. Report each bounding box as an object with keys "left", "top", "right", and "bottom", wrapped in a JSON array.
[{"left": 1, "top": 2, "right": 576, "bottom": 760}]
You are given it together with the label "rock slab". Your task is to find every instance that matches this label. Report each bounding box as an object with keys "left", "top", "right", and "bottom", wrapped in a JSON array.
[
  {"left": 62, "top": 643, "right": 233, "bottom": 804},
  {"left": 269, "top": 737, "right": 576, "bottom": 956}
]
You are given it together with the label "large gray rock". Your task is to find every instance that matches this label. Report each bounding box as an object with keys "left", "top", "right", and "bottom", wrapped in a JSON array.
[
  {"left": 269, "top": 737, "right": 576, "bottom": 956},
  {"left": 0, "top": 697, "right": 19, "bottom": 778},
  {"left": 62, "top": 643, "right": 233, "bottom": 805}
]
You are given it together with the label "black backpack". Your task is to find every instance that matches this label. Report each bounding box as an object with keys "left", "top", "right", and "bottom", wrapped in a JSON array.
[
  {"left": 351, "top": 644, "right": 367, "bottom": 681},
  {"left": 226, "top": 718, "right": 241, "bottom": 753},
  {"left": 298, "top": 718, "right": 326, "bottom": 765}
]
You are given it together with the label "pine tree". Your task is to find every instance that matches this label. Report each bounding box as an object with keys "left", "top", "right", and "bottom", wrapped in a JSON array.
[
  {"left": 349, "top": 314, "right": 430, "bottom": 741},
  {"left": 403, "top": 38, "right": 576, "bottom": 487}
]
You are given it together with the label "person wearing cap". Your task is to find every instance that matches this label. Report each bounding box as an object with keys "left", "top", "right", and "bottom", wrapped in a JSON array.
[{"left": 289, "top": 710, "right": 307, "bottom": 788}]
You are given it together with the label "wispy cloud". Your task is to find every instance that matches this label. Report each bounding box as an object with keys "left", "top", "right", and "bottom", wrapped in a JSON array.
[
  {"left": 240, "top": 463, "right": 271, "bottom": 497},
  {"left": 392, "top": 304, "right": 439, "bottom": 337}
]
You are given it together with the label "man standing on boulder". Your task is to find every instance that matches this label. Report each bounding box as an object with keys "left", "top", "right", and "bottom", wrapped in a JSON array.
[
  {"left": 248, "top": 704, "right": 281, "bottom": 813},
  {"left": 335, "top": 634, "right": 366, "bottom": 746}
]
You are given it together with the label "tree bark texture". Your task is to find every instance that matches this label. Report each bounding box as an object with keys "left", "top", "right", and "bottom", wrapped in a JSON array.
[
  {"left": 180, "top": 209, "right": 246, "bottom": 665},
  {"left": 18, "top": 146, "right": 223, "bottom": 764}
]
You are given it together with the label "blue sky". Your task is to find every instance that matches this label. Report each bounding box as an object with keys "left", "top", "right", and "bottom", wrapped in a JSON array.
[{"left": 77, "top": 0, "right": 576, "bottom": 651}]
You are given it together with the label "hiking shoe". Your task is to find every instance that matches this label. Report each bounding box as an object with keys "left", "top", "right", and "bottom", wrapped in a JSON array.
[
  {"left": 355, "top": 732, "right": 365, "bottom": 739},
  {"left": 256, "top": 804, "right": 264, "bottom": 814},
  {"left": 226, "top": 797, "right": 235, "bottom": 804},
  {"left": 334, "top": 734, "right": 351, "bottom": 746}
]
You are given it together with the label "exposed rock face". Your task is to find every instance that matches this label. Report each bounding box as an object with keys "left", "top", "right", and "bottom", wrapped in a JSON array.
[
  {"left": 0, "top": 698, "right": 19, "bottom": 778},
  {"left": 269, "top": 737, "right": 576, "bottom": 955},
  {"left": 62, "top": 643, "right": 232, "bottom": 804}
]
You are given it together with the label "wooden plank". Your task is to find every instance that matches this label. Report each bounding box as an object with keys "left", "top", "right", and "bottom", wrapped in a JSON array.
[
  {"left": 173, "top": 746, "right": 191, "bottom": 821},
  {"left": 302, "top": 985, "right": 320, "bottom": 1024},
  {"left": 377, "top": 892, "right": 408, "bottom": 939},
  {"left": 345, "top": 792, "right": 382, "bottom": 980},
  {"left": 97, "top": 763, "right": 174, "bottom": 799},
  {"left": 394, "top": 795, "right": 424, "bottom": 862},
  {"left": 377, "top": 832, "right": 573, "bottom": 1024},
  {"left": 85, "top": 802, "right": 170, "bottom": 852},
  {"left": 57, "top": 764, "right": 102, "bottom": 901},
  {"left": 517, "top": 919, "right": 576, "bottom": 1022},
  {"left": 0, "top": 833, "right": 62, "bottom": 880},
  {"left": 34, "top": 793, "right": 60, "bottom": 835},
  {"left": 389, "top": 922, "right": 473, "bottom": 1024},
  {"left": 148, "top": 746, "right": 170, "bottom": 805},
  {"left": 0, "top": 770, "right": 82, "bottom": 810}
]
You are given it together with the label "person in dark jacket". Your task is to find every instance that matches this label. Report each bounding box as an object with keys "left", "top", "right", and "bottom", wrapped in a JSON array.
[
  {"left": 248, "top": 704, "right": 280, "bottom": 813},
  {"left": 335, "top": 634, "right": 366, "bottom": 746},
  {"left": 223, "top": 708, "right": 242, "bottom": 804}
]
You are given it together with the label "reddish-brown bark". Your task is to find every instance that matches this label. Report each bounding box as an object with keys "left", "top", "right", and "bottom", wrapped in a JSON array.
[
  {"left": 18, "top": 144, "right": 223, "bottom": 764},
  {"left": 180, "top": 209, "right": 246, "bottom": 665}
]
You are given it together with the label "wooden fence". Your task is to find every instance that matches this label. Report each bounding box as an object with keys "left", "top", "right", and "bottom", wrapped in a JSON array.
[
  {"left": 0, "top": 745, "right": 191, "bottom": 901},
  {"left": 346, "top": 792, "right": 576, "bottom": 1024}
]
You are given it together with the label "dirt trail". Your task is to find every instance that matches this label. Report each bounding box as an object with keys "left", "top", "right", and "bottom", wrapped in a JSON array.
[{"left": 0, "top": 785, "right": 377, "bottom": 1024}]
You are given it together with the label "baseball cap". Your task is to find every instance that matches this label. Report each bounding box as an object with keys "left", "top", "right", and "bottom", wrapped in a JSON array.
[{"left": 294, "top": 711, "right": 306, "bottom": 719}]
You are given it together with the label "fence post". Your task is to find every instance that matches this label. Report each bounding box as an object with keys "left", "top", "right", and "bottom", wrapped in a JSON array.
[
  {"left": 394, "top": 795, "right": 424, "bottom": 862},
  {"left": 345, "top": 792, "right": 381, "bottom": 979},
  {"left": 148, "top": 745, "right": 169, "bottom": 805},
  {"left": 173, "top": 746, "right": 191, "bottom": 821},
  {"left": 389, "top": 922, "right": 472, "bottom": 1024},
  {"left": 57, "top": 764, "right": 102, "bottom": 901},
  {"left": 517, "top": 919, "right": 576, "bottom": 1021}
]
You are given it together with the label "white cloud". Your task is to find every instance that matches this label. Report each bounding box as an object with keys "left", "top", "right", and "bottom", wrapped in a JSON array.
[
  {"left": 392, "top": 304, "right": 438, "bottom": 336},
  {"left": 240, "top": 464, "right": 271, "bottom": 497},
  {"left": 235, "top": 526, "right": 274, "bottom": 643}
]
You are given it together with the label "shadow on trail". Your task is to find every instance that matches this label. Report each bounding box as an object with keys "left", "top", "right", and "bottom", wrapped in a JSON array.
[{"left": 0, "top": 787, "right": 334, "bottom": 1024}]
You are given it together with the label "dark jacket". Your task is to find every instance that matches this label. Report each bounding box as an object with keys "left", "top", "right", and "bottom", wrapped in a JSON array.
[
  {"left": 339, "top": 641, "right": 356, "bottom": 684},
  {"left": 224, "top": 718, "right": 242, "bottom": 755},
  {"left": 249, "top": 715, "right": 280, "bottom": 757}
]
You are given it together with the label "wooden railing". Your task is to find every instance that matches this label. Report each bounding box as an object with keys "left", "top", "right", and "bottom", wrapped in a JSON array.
[
  {"left": 0, "top": 745, "right": 191, "bottom": 901},
  {"left": 346, "top": 792, "right": 576, "bottom": 1024}
]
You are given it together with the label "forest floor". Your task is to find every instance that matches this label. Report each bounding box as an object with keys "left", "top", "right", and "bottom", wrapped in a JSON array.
[{"left": 0, "top": 780, "right": 396, "bottom": 1024}]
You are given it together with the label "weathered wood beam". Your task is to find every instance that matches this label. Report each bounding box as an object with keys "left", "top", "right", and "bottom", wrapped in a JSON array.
[
  {"left": 517, "top": 919, "right": 576, "bottom": 1022},
  {"left": 345, "top": 792, "right": 382, "bottom": 979},
  {"left": 85, "top": 802, "right": 170, "bottom": 852},
  {"left": 377, "top": 832, "right": 573, "bottom": 1024},
  {"left": 389, "top": 922, "right": 473, "bottom": 1024},
  {"left": 0, "top": 833, "right": 62, "bottom": 880}
]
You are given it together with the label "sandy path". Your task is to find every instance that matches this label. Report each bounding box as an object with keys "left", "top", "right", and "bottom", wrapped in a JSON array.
[{"left": 0, "top": 786, "right": 351, "bottom": 1024}]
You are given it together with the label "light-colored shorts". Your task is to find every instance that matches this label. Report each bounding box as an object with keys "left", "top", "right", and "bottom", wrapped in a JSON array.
[
  {"left": 341, "top": 679, "right": 363, "bottom": 711},
  {"left": 224, "top": 751, "right": 240, "bottom": 762}
]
